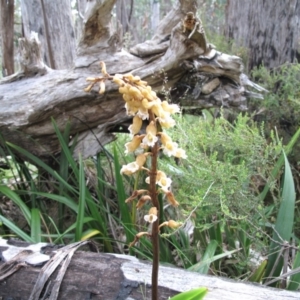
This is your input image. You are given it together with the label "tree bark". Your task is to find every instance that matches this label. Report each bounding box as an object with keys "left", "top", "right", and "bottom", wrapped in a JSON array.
[
  {"left": 225, "top": 0, "right": 300, "bottom": 70},
  {"left": 0, "top": 0, "right": 14, "bottom": 76},
  {"left": 20, "top": 0, "right": 76, "bottom": 69},
  {"left": 0, "top": 0, "right": 266, "bottom": 163}
]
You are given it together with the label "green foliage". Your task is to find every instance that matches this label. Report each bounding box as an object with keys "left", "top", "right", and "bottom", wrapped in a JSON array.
[
  {"left": 251, "top": 63, "right": 300, "bottom": 135},
  {"left": 160, "top": 112, "right": 286, "bottom": 278},
  {"left": 164, "top": 113, "right": 282, "bottom": 219},
  {"left": 264, "top": 152, "right": 295, "bottom": 287},
  {"left": 169, "top": 287, "right": 208, "bottom": 300}
]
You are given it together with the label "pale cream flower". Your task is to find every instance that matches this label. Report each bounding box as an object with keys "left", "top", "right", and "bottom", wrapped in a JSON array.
[
  {"left": 145, "top": 170, "right": 172, "bottom": 190},
  {"left": 158, "top": 114, "right": 176, "bottom": 128},
  {"left": 142, "top": 121, "right": 158, "bottom": 147},
  {"left": 162, "top": 141, "right": 179, "bottom": 157},
  {"left": 144, "top": 207, "right": 158, "bottom": 223},
  {"left": 174, "top": 148, "right": 187, "bottom": 159},
  {"left": 151, "top": 104, "right": 164, "bottom": 118},
  {"left": 128, "top": 115, "right": 143, "bottom": 135},
  {"left": 120, "top": 153, "right": 147, "bottom": 175},
  {"left": 142, "top": 133, "right": 158, "bottom": 147},
  {"left": 125, "top": 102, "right": 138, "bottom": 116},
  {"left": 157, "top": 175, "right": 172, "bottom": 190},
  {"left": 125, "top": 135, "right": 143, "bottom": 154},
  {"left": 142, "top": 98, "right": 155, "bottom": 109},
  {"left": 113, "top": 74, "right": 125, "bottom": 86},
  {"left": 120, "top": 162, "right": 140, "bottom": 175},
  {"left": 156, "top": 171, "right": 172, "bottom": 190},
  {"left": 159, "top": 132, "right": 172, "bottom": 146},
  {"left": 137, "top": 106, "right": 149, "bottom": 120},
  {"left": 166, "top": 220, "right": 181, "bottom": 228},
  {"left": 161, "top": 101, "right": 180, "bottom": 114},
  {"left": 159, "top": 220, "right": 181, "bottom": 229}
]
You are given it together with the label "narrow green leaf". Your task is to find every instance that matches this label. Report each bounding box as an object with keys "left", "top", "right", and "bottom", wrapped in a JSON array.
[
  {"left": 113, "top": 145, "right": 134, "bottom": 243},
  {"left": 81, "top": 229, "right": 102, "bottom": 241},
  {"left": 0, "top": 214, "right": 35, "bottom": 243},
  {"left": 52, "top": 217, "right": 96, "bottom": 244},
  {"left": 31, "top": 208, "right": 41, "bottom": 243},
  {"left": 0, "top": 185, "right": 31, "bottom": 225},
  {"left": 287, "top": 241, "right": 300, "bottom": 290},
  {"left": 248, "top": 260, "right": 267, "bottom": 283},
  {"left": 264, "top": 151, "right": 295, "bottom": 286},
  {"left": 75, "top": 155, "right": 86, "bottom": 241},
  {"left": 169, "top": 287, "right": 208, "bottom": 300},
  {"left": 51, "top": 118, "right": 79, "bottom": 179},
  {"left": 6, "top": 142, "right": 76, "bottom": 193},
  {"left": 189, "top": 245, "right": 240, "bottom": 274},
  {"left": 58, "top": 120, "right": 72, "bottom": 231},
  {"left": 31, "top": 192, "right": 78, "bottom": 212},
  {"left": 260, "top": 126, "right": 300, "bottom": 201},
  {"left": 190, "top": 240, "right": 218, "bottom": 274}
]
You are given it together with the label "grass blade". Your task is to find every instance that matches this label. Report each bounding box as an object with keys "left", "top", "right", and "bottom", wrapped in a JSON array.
[
  {"left": 0, "top": 185, "right": 31, "bottom": 225},
  {"left": 287, "top": 241, "right": 300, "bottom": 290},
  {"left": 264, "top": 151, "right": 295, "bottom": 286},
  {"left": 113, "top": 145, "right": 134, "bottom": 243},
  {"left": 248, "top": 260, "right": 267, "bottom": 283},
  {"left": 260, "top": 126, "right": 300, "bottom": 201},
  {"left": 0, "top": 214, "right": 35, "bottom": 243},
  {"left": 31, "top": 208, "right": 41, "bottom": 243},
  {"left": 169, "top": 287, "right": 208, "bottom": 300},
  {"left": 75, "top": 155, "right": 86, "bottom": 241}
]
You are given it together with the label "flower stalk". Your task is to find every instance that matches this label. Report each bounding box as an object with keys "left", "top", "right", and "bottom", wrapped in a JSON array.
[{"left": 85, "top": 62, "right": 186, "bottom": 300}]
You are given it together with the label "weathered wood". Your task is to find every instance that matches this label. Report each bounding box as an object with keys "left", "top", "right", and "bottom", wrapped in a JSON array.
[
  {"left": 0, "top": 0, "right": 14, "bottom": 76},
  {"left": 0, "top": 0, "right": 266, "bottom": 163},
  {"left": 0, "top": 250, "right": 299, "bottom": 300},
  {"left": 225, "top": 0, "right": 300, "bottom": 70},
  {"left": 20, "top": 0, "right": 76, "bottom": 69}
]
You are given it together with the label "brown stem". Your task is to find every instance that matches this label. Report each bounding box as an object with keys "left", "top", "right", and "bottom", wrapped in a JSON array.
[{"left": 149, "top": 111, "right": 159, "bottom": 300}]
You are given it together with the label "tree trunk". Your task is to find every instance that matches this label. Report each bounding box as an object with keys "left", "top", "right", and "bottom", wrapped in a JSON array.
[
  {"left": 0, "top": 0, "right": 14, "bottom": 76},
  {"left": 0, "top": 240, "right": 299, "bottom": 300},
  {"left": 20, "top": 0, "right": 76, "bottom": 69},
  {"left": 151, "top": 0, "right": 160, "bottom": 34},
  {"left": 225, "top": 0, "right": 300, "bottom": 70},
  {"left": 0, "top": 0, "right": 266, "bottom": 163}
]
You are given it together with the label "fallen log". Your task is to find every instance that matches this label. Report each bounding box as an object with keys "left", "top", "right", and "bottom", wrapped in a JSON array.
[
  {"left": 0, "top": 0, "right": 266, "bottom": 163},
  {"left": 0, "top": 239, "right": 298, "bottom": 300}
]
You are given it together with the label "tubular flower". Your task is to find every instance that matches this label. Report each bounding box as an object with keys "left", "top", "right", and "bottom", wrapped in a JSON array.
[
  {"left": 162, "top": 141, "right": 179, "bottom": 157},
  {"left": 136, "top": 195, "right": 152, "bottom": 209},
  {"left": 129, "top": 231, "right": 150, "bottom": 248},
  {"left": 158, "top": 114, "right": 176, "bottom": 128},
  {"left": 161, "top": 101, "right": 180, "bottom": 114},
  {"left": 125, "top": 189, "right": 149, "bottom": 203},
  {"left": 156, "top": 171, "right": 172, "bottom": 190},
  {"left": 142, "top": 121, "right": 158, "bottom": 147},
  {"left": 129, "top": 115, "right": 143, "bottom": 135},
  {"left": 113, "top": 74, "right": 125, "bottom": 86},
  {"left": 151, "top": 104, "right": 164, "bottom": 118},
  {"left": 120, "top": 153, "right": 148, "bottom": 175},
  {"left": 125, "top": 135, "right": 144, "bottom": 155},
  {"left": 144, "top": 207, "right": 158, "bottom": 223},
  {"left": 137, "top": 106, "right": 149, "bottom": 120},
  {"left": 125, "top": 101, "right": 139, "bottom": 116},
  {"left": 159, "top": 220, "right": 181, "bottom": 230},
  {"left": 159, "top": 132, "right": 172, "bottom": 146},
  {"left": 165, "top": 191, "right": 179, "bottom": 207},
  {"left": 120, "top": 161, "right": 140, "bottom": 175},
  {"left": 146, "top": 170, "right": 172, "bottom": 190},
  {"left": 174, "top": 148, "right": 187, "bottom": 159},
  {"left": 141, "top": 98, "right": 152, "bottom": 109}
]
